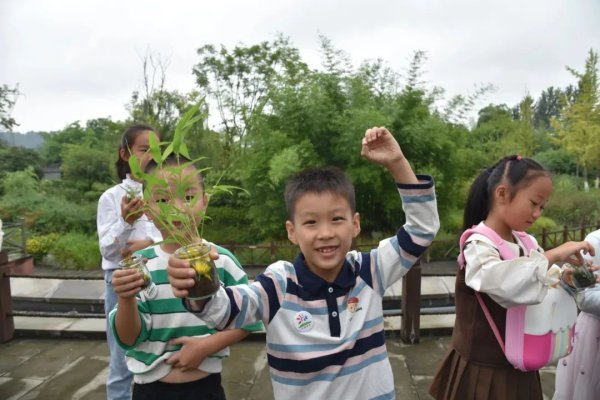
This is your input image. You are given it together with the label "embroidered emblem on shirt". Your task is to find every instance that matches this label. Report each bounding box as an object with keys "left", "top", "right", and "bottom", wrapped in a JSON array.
[
  {"left": 348, "top": 297, "right": 362, "bottom": 314},
  {"left": 294, "top": 311, "right": 314, "bottom": 332}
]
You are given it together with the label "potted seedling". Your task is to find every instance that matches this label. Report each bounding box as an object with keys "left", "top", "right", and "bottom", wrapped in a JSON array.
[
  {"left": 119, "top": 253, "right": 157, "bottom": 297},
  {"left": 123, "top": 185, "right": 143, "bottom": 201},
  {"left": 127, "top": 101, "right": 242, "bottom": 299},
  {"left": 563, "top": 261, "right": 597, "bottom": 289},
  {"left": 117, "top": 184, "right": 151, "bottom": 294},
  {"left": 570, "top": 261, "right": 597, "bottom": 289}
]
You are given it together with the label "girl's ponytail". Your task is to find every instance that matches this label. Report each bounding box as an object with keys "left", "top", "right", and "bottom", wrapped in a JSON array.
[
  {"left": 463, "top": 156, "right": 510, "bottom": 230},
  {"left": 463, "top": 169, "right": 492, "bottom": 231}
]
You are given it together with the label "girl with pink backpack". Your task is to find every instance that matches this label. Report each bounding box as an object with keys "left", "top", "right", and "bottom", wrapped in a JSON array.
[{"left": 429, "top": 155, "right": 594, "bottom": 400}]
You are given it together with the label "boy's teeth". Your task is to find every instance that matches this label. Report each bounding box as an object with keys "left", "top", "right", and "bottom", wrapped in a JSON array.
[{"left": 318, "top": 247, "right": 335, "bottom": 253}]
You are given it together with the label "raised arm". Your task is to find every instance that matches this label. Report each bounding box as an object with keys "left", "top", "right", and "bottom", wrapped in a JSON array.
[
  {"left": 359, "top": 127, "right": 440, "bottom": 292},
  {"left": 361, "top": 126, "right": 418, "bottom": 184}
]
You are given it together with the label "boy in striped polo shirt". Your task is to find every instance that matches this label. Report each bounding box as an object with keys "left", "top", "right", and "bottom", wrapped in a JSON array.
[
  {"left": 169, "top": 127, "right": 440, "bottom": 399},
  {"left": 109, "top": 156, "right": 262, "bottom": 400}
]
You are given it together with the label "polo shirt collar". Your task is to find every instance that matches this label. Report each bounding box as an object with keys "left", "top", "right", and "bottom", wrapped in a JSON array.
[{"left": 293, "top": 253, "right": 357, "bottom": 295}]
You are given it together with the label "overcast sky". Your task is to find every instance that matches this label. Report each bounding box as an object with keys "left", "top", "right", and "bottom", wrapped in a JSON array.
[{"left": 1, "top": 0, "right": 599, "bottom": 133}]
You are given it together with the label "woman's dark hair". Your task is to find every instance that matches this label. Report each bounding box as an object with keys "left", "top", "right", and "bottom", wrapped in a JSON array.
[
  {"left": 463, "top": 155, "right": 550, "bottom": 230},
  {"left": 115, "top": 124, "right": 158, "bottom": 180}
]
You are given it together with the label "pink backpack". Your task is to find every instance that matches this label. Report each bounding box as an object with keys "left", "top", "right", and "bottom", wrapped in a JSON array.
[{"left": 458, "top": 224, "right": 577, "bottom": 371}]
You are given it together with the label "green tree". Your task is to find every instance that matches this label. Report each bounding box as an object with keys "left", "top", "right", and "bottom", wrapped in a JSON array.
[
  {"left": 533, "top": 87, "right": 563, "bottom": 130},
  {"left": 502, "top": 95, "right": 537, "bottom": 156},
  {"left": 41, "top": 118, "right": 123, "bottom": 166},
  {"left": 0, "top": 146, "right": 44, "bottom": 179},
  {"left": 553, "top": 49, "right": 600, "bottom": 178},
  {"left": 0, "top": 84, "right": 19, "bottom": 131},
  {"left": 0, "top": 167, "right": 41, "bottom": 219},
  {"left": 238, "top": 46, "right": 473, "bottom": 237},
  {"left": 470, "top": 104, "right": 516, "bottom": 160},
  {"left": 193, "top": 35, "right": 309, "bottom": 158},
  {"left": 534, "top": 148, "right": 576, "bottom": 174},
  {"left": 60, "top": 144, "right": 113, "bottom": 190},
  {"left": 127, "top": 52, "right": 196, "bottom": 138}
]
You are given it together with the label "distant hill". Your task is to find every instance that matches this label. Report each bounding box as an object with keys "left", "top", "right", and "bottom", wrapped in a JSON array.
[{"left": 0, "top": 131, "right": 44, "bottom": 149}]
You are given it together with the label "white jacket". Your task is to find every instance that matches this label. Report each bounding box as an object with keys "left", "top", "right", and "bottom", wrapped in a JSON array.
[{"left": 97, "top": 176, "right": 161, "bottom": 271}]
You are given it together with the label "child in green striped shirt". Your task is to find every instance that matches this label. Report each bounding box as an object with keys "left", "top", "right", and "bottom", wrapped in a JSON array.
[{"left": 109, "top": 155, "right": 261, "bottom": 400}]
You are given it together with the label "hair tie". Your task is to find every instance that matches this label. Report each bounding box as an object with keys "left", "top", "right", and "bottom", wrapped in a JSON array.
[{"left": 515, "top": 155, "right": 522, "bottom": 161}]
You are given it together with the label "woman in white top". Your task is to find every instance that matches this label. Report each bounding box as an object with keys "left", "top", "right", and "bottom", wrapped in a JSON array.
[{"left": 97, "top": 124, "right": 162, "bottom": 400}]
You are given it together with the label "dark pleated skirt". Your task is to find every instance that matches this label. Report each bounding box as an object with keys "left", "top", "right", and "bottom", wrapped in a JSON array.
[{"left": 428, "top": 348, "right": 543, "bottom": 400}]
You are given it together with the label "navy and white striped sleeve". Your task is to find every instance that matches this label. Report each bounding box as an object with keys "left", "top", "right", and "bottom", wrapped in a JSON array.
[
  {"left": 199, "top": 261, "right": 288, "bottom": 330},
  {"left": 368, "top": 175, "right": 439, "bottom": 295}
]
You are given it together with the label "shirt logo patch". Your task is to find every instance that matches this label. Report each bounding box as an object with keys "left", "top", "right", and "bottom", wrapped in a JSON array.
[
  {"left": 294, "top": 311, "right": 314, "bottom": 333},
  {"left": 348, "top": 297, "right": 363, "bottom": 314}
]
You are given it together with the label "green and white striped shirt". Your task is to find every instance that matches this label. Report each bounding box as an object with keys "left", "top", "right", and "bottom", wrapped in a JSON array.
[{"left": 109, "top": 243, "right": 263, "bottom": 384}]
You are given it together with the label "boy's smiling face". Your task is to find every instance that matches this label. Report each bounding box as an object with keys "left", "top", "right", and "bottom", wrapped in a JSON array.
[{"left": 285, "top": 191, "right": 361, "bottom": 282}]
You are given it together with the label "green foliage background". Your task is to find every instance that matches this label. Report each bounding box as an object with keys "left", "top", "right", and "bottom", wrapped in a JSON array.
[{"left": 1, "top": 39, "right": 600, "bottom": 268}]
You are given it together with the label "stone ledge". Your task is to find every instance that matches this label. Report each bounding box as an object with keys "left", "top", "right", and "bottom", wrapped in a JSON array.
[
  {"left": 14, "top": 314, "right": 456, "bottom": 340},
  {"left": 11, "top": 276, "right": 457, "bottom": 302}
]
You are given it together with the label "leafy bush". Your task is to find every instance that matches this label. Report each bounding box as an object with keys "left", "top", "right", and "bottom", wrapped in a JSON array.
[
  {"left": 60, "top": 143, "right": 113, "bottom": 189},
  {"left": 440, "top": 208, "right": 463, "bottom": 234},
  {"left": 534, "top": 149, "right": 576, "bottom": 174},
  {"left": 30, "top": 199, "right": 97, "bottom": 235},
  {"left": 0, "top": 168, "right": 98, "bottom": 234},
  {"left": 26, "top": 233, "right": 60, "bottom": 262},
  {"left": 544, "top": 188, "right": 600, "bottom": 227},
  {"left": 49, "top": 232, "right": 101, "bottom": 270},
  {"left": 552, "top": 174, "right": 580, "bottom": 192},
  {"left": 202, "top": 205, "right": 263, "bottom": 244},
  {"left": 0, "top": 168, "right": 43, "bottom": 221},
  {"left": 529, "top": 216, "right": 558, "bottom": 235},
  {"left": 422, "top": 230, "right": 459, "bottom": 261}
]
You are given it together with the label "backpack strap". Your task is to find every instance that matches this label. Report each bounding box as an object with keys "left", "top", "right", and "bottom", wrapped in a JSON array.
[
  {"left": 513, "top": 231, "right": 538, "bottom": 255},
  {"left": 474, "top": 291, "right": 506, "bottom": 353},
  {"left": 458, "top": 224, "right": 535, "bottom": 355},
  {"left": 458, "top": 224, "right": 515, "bottom": 268}
]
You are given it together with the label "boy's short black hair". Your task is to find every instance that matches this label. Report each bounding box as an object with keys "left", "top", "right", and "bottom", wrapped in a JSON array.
[
  {"left": 144, "top": 154, "right": 204, "bottom": 189},
  {"left": 144, "top": 154, "right": 193, "bottom": 173},
  {"left": 284, "top": 166, "right": 356, "bottom": 220}
]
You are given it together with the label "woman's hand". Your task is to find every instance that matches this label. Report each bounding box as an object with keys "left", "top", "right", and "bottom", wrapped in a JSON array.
[{"left": 121, "top": 196, "right": 145, "bottom": 225}]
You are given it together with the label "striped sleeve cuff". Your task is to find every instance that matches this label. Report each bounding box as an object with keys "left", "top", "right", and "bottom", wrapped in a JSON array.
[
  {"left": 396, "top": 174, "right": 434, "bottom": 190},
  {"left": 108, "top": 307, "right": 148, "bottom": 351},
  {"left": 241, "top": 321, "right": 265, "bottom": 333}
]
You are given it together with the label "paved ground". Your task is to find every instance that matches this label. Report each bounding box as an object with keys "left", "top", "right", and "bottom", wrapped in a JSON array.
[
  {"left": 0, "top": 334, "right": 558, "bottom": 400},
  {"left": 3, "top": 260, "right": 560, "bottom": 399}
]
